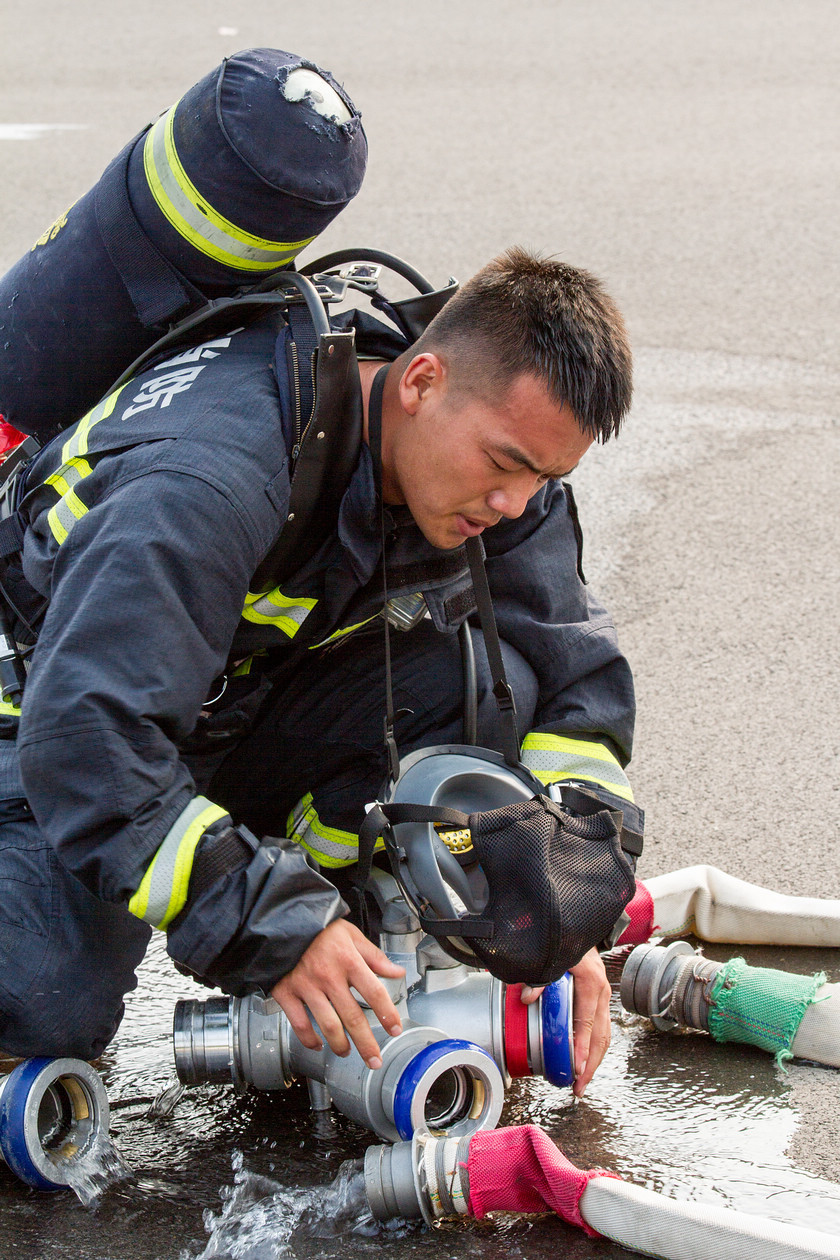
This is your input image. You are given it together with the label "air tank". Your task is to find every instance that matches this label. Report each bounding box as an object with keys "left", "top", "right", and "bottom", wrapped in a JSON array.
[{"left": 0, "top": 48, "right": 367, "bottom": 443}]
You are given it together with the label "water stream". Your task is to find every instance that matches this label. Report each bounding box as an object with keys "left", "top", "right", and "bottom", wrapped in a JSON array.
[{"left": 59, "top": 1131, "right": 134, "bottom": 1209}]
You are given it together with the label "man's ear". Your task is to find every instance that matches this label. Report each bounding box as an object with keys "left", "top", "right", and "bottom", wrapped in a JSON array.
[{"left": 398, "top": 352, "right": 446, "bottom": 416}]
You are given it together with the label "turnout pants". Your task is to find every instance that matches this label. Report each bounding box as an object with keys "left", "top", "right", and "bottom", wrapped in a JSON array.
[{"left": 0, "top": 623, "right": 537, "bottom": 1058}]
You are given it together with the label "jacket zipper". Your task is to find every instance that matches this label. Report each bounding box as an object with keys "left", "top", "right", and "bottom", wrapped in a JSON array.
[{"left": 290, "top": 340, "right": 302, "bottom": 462}]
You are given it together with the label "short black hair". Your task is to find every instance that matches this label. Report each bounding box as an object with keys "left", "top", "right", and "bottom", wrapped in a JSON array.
[{"left": 412, "top": 247, "right": 632, "bottom": 442}]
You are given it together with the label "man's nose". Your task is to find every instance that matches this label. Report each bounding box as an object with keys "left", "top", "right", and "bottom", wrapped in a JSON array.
[{"left": 486, "top": 479, "right": 536, "bottom": 520}]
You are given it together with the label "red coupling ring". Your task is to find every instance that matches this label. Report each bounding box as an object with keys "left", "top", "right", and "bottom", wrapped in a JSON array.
[{"left": 504, "top": 983, "right": 532, "bottom": 1077}]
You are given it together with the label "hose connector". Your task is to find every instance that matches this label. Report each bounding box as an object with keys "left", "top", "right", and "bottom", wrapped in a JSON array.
[
  {"left": 620, "top": 940, "right": 723, "bottom": 1030},
  {"left": 0, "top": 1058, "right": 110, "bottom": 1191},
  {"left": 364, "top": 1131, "right": 471, "bottom": 1225},
  {"left": 503, "top": 975, "right": 575, "bottom": 1086},
  {"left": 405, "top": 967, "right": 575, "bottom": 1088}
]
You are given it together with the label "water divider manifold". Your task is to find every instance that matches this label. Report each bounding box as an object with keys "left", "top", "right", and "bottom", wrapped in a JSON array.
[
  {"left": 173, "top": 964, "right": 574, "bottom": 1141},
  {"left": 0, "top": 1057, "right": 110, "bottom": 1191},
  {"left": 174, "top": 992, "right": 503, "bottom": 1142},
  {"left": 173, "top": 861, "right": 575, "bottom": 1141}
]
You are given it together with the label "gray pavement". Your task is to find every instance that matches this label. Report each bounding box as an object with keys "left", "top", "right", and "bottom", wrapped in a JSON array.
[{"left": 0, "top": 1, "right": 838, "bottom": 1255}]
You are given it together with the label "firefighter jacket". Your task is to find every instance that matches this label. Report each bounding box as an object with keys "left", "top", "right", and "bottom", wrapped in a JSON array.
[{"left": 6, "top": 309, "right": 637, "bottom": 994}]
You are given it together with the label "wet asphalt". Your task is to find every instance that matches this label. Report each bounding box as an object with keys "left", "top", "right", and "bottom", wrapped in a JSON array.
[{"left": 0, "top": 2, "right": 837, "bottom": 1256}]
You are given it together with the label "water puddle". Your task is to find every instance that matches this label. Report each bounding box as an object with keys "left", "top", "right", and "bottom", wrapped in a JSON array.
[{"left": 517, "top": 942, "right": 840, "bottom": 1243}]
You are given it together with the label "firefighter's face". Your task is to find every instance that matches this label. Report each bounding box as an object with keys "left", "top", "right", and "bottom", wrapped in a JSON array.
[{"left": 383, "top": 354, "right": 593, "bottom": 550}]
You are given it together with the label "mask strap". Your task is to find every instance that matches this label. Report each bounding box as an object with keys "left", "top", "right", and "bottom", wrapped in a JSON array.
[
  {"left": 465, "top": 535, "right": 520, "bottom": 766},
  {"left": 367, "top": 366, "right": 401, "bottom": 784}
]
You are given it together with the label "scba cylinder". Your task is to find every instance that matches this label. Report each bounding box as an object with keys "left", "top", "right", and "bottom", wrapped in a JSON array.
[
  {"left": 0, "top": 1057, "right": 110, "bottom": 1191},
  {"left": 173, "top": 994, "right": 503, "bottom": 1143},
  {"left": 0, "top": 48, "right": 367, "bottom": 443}
]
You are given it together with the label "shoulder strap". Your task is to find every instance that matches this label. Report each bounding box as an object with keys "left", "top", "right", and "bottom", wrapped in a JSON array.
[
  {"left": 0, "top": 514, "right": 24, "bottom": 559},
  {"left": 285, "top": 302, "right": 320, "bottom": 455},
  {"left": 94, "top": 135, "right": 203, "bottom": 327}
]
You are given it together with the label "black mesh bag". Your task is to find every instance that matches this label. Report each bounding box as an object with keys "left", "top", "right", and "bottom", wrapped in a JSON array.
[{"left": 357, "top": 787, "right": 639, "bottom": 986}]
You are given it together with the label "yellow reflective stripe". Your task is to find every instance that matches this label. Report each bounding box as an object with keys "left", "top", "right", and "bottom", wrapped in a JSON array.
[
  {"left": 521, "top": 733, "right": 622, "bottom": 763},
  {"left": 309, "top": 614, "right": 378, "bottom": 649},
  {"left": 0, "top": 699, "right": 21, "bottom": 716},
  {"left": 143, "top": 105, "right": 315, "bottom": 271},
  {"left": 43, "top": 385, "right": 128, "bottom": 546},
  {"left": 70, "top": 384, "right": 127, "bottom": 460},
  {"left": 287, "top": 792, "right": 384, "bottom": 869},
  {"left": 231, "top": 650, "right": 268, "bottom": 677},
  {"left": 45, "top": 456, "right": 94, "bottom": 543},
  {"left": 45, "top": 456, "right": 93, "bottom": 494},
  {"left": 521, "top": 732, "right": 634, "bottom": 803},
  {"left": 128, "top": 798, "right": 230, "bottom": 929},
  {"left": 241, "top": 589, "right": 317, "bottom": 636}
]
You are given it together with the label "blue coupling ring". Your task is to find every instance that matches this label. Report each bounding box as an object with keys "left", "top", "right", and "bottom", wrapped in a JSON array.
[
  {"left": 0, "top": 1056, "right": 108, "bottom": 1190},
  {"left": 392, "top": 1038, "right": 503, "bottom": 1141},
  {"left": 541, "top": 973, "right": 575, "bottom": 1087}
]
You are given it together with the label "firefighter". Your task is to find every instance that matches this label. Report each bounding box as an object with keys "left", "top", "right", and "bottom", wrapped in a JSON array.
[{"left": 0, "top": 248, "right": 635, "bottom": 1097}]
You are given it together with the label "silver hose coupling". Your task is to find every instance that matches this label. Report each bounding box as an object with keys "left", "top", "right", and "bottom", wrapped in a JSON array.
[
  {"left": 620, "top": 940, "right": 723, "bottom": 1031},
  {"left": 0, "top": 1057, "right": 110, "bottom": 1191},
  {"left": 173, "top": 994, "right": 503, "bottom": 1142},
  {"left": 364, "top": 1131, "right": 472, "bottom": 1225}
]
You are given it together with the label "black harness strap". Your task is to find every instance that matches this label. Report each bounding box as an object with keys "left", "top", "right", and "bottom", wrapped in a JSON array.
[
  {"left": 94, "top": 137, "right": 202, "bottom": 327},
  {"left": 366, "top": 366, "right": 404, "bottom": 785},
  {"left": 0, "top": 514, "right": 25, "bottom": 559},
  {"left": 465, "top": 535, "right": 520, "bottom": 767},
  {"left": 355, "top": 801, "right": 494, "bottom": 940}
]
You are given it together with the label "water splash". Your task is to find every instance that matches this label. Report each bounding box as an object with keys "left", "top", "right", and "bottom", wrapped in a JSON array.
[
  {"left": 59, "top": 1130, "right": 134, "bottom": 1208},
  {"left": 192, "top": 1151, "right": 415, "bottom": 1259},
  {"left": 146, "top": 1081, "right": 185, "bottom": 1120}
]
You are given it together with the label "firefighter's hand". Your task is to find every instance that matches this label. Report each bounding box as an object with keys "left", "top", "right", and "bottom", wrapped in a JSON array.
[
  {"left": 521, "top": 947, "right": 612, "bottom": 1098},
  {"left": 271, "top": 919, "right": 405, "bottom": 1070}
]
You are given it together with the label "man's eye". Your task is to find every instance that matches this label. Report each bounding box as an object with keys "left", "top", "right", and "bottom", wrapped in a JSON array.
[{"left": 488, "top": 454, "right": 513, "bottom": 472}]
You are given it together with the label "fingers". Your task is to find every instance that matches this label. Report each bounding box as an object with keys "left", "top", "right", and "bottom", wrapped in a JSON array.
[
  {"left": 354, "top": 931, "right": 408, "bottom": 979},
  {"left": 568, "top": 948, "right": 612, "bottom": 1098},
  {"left": 274, "top": 988, "right": 324, "bottom": 1053},
  {"left": 271, "top": 920, "right": 405, "bottom": 1069},
  {"left": 520, "top": 984, "right": 545, "bottom": 1005}
]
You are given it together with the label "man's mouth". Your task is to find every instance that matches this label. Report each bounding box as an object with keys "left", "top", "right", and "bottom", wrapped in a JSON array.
[{"left": 455, "top": 513, "right": 497, "bottom": 537}]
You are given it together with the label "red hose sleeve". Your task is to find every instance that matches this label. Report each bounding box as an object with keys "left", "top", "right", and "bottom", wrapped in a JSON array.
[
  {"left": 616, "top": 880, "right": 655, "bottom": 945},
  {"left": 466, "top": 1124, "right": 619, "bottom": 1236},
  {"left": 504, "top": 984, "right": 532, "bottom": 1077}
]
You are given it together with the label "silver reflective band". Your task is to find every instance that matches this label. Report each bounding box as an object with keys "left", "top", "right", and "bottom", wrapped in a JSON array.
[
  {"left": 241, "top": 589, "right": 317, "bottom": 636},
  {"left": 521, "top": 747, "right": 630, "bottom": 788}
]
